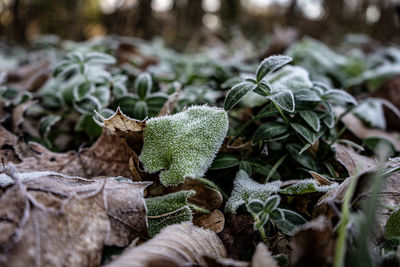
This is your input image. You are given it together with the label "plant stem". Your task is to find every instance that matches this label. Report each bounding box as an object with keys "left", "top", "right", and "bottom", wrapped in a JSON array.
[
  {"left": 272, "top": 101, "right": 290, "bottom": 124},
  {"left": 252, "top": 214, "right": 268, "bottom": 244},
  {"left": 189, "top": 204, "right": 211, "bottom": 214},
  {"left": 334, "top": 171, "right": 360, "bottom": 267}
]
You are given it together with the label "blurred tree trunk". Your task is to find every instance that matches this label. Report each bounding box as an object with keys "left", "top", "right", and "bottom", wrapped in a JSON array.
[
  {"left": 133, "top": 0, "right": 153, "bottom": 39},
  {"left": 11, "top": 0, "right": 27, "bottom": 42}
]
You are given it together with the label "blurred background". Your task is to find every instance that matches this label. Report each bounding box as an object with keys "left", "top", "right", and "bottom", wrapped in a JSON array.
[{"left": 0, "top": 0, "right": 399, "bottom": 49}]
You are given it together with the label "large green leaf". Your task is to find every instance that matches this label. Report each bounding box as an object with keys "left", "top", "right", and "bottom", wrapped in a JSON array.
[
  {"left": 279, "top": 179, "right": 337, "bottom": 195},
  {"left": 323, "top": 89, "right": 357, "bottom": 105},
  {"left": 224, "top": 81, "right": 257, "bottom": 110},
  {"left": 140, "top": 106, "right": 229, "bottom": 186},
  {"left": 274, "top": 209, "right": 307, "bottom": 235}
]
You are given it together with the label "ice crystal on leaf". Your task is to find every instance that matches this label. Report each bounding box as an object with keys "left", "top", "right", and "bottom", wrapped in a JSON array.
[
  {"left": 225, "top": 170, "right": 282, "bottom": 213},
  {"left": 139, "top": 105, "right": 229, "bottom": 186}
]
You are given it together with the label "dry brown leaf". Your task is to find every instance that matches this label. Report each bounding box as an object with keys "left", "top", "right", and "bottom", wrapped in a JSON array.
[
  {"left": 95, "top": 107, "right": 146, "bottom": 133},
  {"left": 0, "top": 170, "right": 150, "bottom": 267},
  {"left": 105, "top": 223, "right": 227, "bottom": 267},
  {"left": 310, "top": 171, "right": 334, "bottom": 186},
  {"left": 251, "top": 243, "right": 278, "bottom": 267},
  {"left": 290, "top": 216, "right": 335, "bottom": 267},
  {"left": 11, "top": 100, "right": 37, "bottom": 133},
  {"left": 336, "top": 107, "right": 400, "bottom": 151},
  {"left": 193, "top": 209, "right": 225, "bottom": 233},
  {"left": 1, "top": 128, "right": 143, "bottom": 180},
  {"left": 334, "top": 144, "right": 377, "bottom": 176}
]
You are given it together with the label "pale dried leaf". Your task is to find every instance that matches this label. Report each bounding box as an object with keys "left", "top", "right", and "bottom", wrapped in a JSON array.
[
  {"left": 334, "top": 144, "right": 376, "bottom": 176},
  {"left": 252, "top": 243, "right": 278, "bottom": 267},
  {"left": 106, "top": 223, "right": 227, "bottom": 267},
  {"left": 158, "top": 84, "right": 181, "bottom": 117}
]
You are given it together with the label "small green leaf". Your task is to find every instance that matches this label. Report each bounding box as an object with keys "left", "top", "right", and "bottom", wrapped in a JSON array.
[
  {"left": 134, "top": 101, "right": 149, "bottom": 120},
  {"left": 274, "top": 209, "right": 307, "bottom": 235},
  {"left": 239, "top": 160, "right": 252, "bottom": 176},
  {"left": 252, "top": 122, "right": 289, "bottom": 144},
  {"left": 117, "top": 95, "right": 139, "bottom": 117},
  {"left": 224, "top": 81, "right": 257, "bottom": 110},
  {"left": 322, "top": 111, "right": 335, "bottom": 128},
  {"left": 270, "top": 209, "right": 284, "bottom": 221},
  {"left": 266, "top": 154, "right": 287, "bottom": 182},
  {"left": 73, "top": 96, "right": 102, "bottom": 114},
  {"left": 85, "top": 52, "right": 116, "bottom": 65},
  {"left": 256, "top": 55, "right": 292, "bottom": 82},
  {"left": 73, "top": 82, "right": 94, "bottom": 101},
  {"left": 290, "top": 123, "right": 316, "bottom": 144},
  {"left": 135, "top": 73, "right": 153, "bottom": 100},
  {"left": 39, "top": 115, "right": 61, "bottom": 138},
  {"left": 286, "top": 143, "right": 316, "bottom": 170},
  {"left": 92, "top": 86, "right": 110, "bottom": 107},
  {"left": 264, "top": 195, "right": 280, "bottom": 213},
  {"left": 147, "top": 93, "right": 168, "bottom": 117},
  {"left": 255, "top": 213, "right": 270, "bottom": 228},
  {"left": 267, "top": 90, "right": 295, "bottom": 113},
  {"left": 209, "top": 153, "right": 240, "bottom": 170},
  {"left": 299, "top": 110, "right": 320, "bottom": 132},
  {"left": 254, "top": 81, "right": 272, "bottom": 96},
  {"left": 246, "top": 199, "right": 264, "bottom": 215},
  {"left": 146, "top": 190, "right": 195, "bottom": 237},
  {"left": 385, "top": 208, "right": 400, "bottom": 239}
]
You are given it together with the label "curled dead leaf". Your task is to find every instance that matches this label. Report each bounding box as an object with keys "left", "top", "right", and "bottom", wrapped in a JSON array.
[
  {"left": 106, "top": 223, "right": 227, "bottom": 267},
  {"left": 0, "top": 169, "right": 150, "bottom": 266},
  {"left": 95, "top": 107, "right": 146, "bottom": 133}
]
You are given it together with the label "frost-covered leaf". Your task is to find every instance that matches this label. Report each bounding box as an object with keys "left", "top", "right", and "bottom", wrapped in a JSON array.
[
  {"left": 323, "top": 89, "right": 357, "bottom": 105},
  {"left": 140, "top": 105, "right": 229, "bottom": 186},
  {"left": 352, "top": 98, "right": 388, "bottom": 129},
  {"left": 73, "top": 81, "right": 94, "bottom": 101},
  {"left": 268, "top": 65, "right": 313, "bottom": 91},
  {"left": 274, "top": 209, "right": 307, "bottom": 235},
  {"left": 267, "top": 90, "right": 295, "bottom": 112},
  {"left": 264, "top": 195, "right": 281, "bottom": 213},
  {"left": 252, "top": 122, "right": 289, "bottom": 144},
  {"left": 146, "top": 190, "right": 195, "bottom": 237},
  {"left": 73, "top": 95, "right": 102, "bottom": 114},
  {"left": 133, "top": 100, "right": 148, "bottom": 120},
  {"left": 256, "top": 55, "right": 292, "bottom": 82},
  {"left": 294, "top": 89, "right": 321, "bottom": 102},
  {"left": 39, "top": 114, "right": 61, "bottom": 138},
  {"left": 385, "top": 208, "right": 400, "bottom": 239},
  {"left": 247, "top": 199, "right": 265, "bottom": 215},
  {"left": 290, "top": 122, "right": 316, "bottom": 144},
  {"left": 135, "top": 72, "right": 153, "bottom": 100},
  {"left": 116, "top": 94, "right": 139, "bottom": 118},
  {"left": 225, "top": 170, "right": 281, "bottom": 213},
  {"left": 299, "top": 110, "right": 320, "bottom": 132},
  {"left": 239, "top": 160, "right": 252, "bottom": 176},
  {"left": 85, "top": 52, "right": 116, "bottom": 65},
  {"left": 224, "top": 81, "right": 257, "bottom": 110},
  {"left": 209, "top": 153, "right": 240, "bottom": 170},
  {"left": 279, "top": 179, "right": 338, "bottom": 195}
]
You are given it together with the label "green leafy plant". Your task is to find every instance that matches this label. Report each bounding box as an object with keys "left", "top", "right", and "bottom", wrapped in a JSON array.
[{"left": 116, "top": 72, "right": 168, "bottom": 120}]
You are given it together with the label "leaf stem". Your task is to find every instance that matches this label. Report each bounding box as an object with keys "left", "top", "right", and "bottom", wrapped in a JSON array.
[
  {"left": 189, "top": 204, "right": 211, "bottom": 214},
  {"left": 272, "top": 101, "right": 290, "bottom": 124},
  {"left": 252, "top": 214, "right": 268, "bottom": 244}
]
